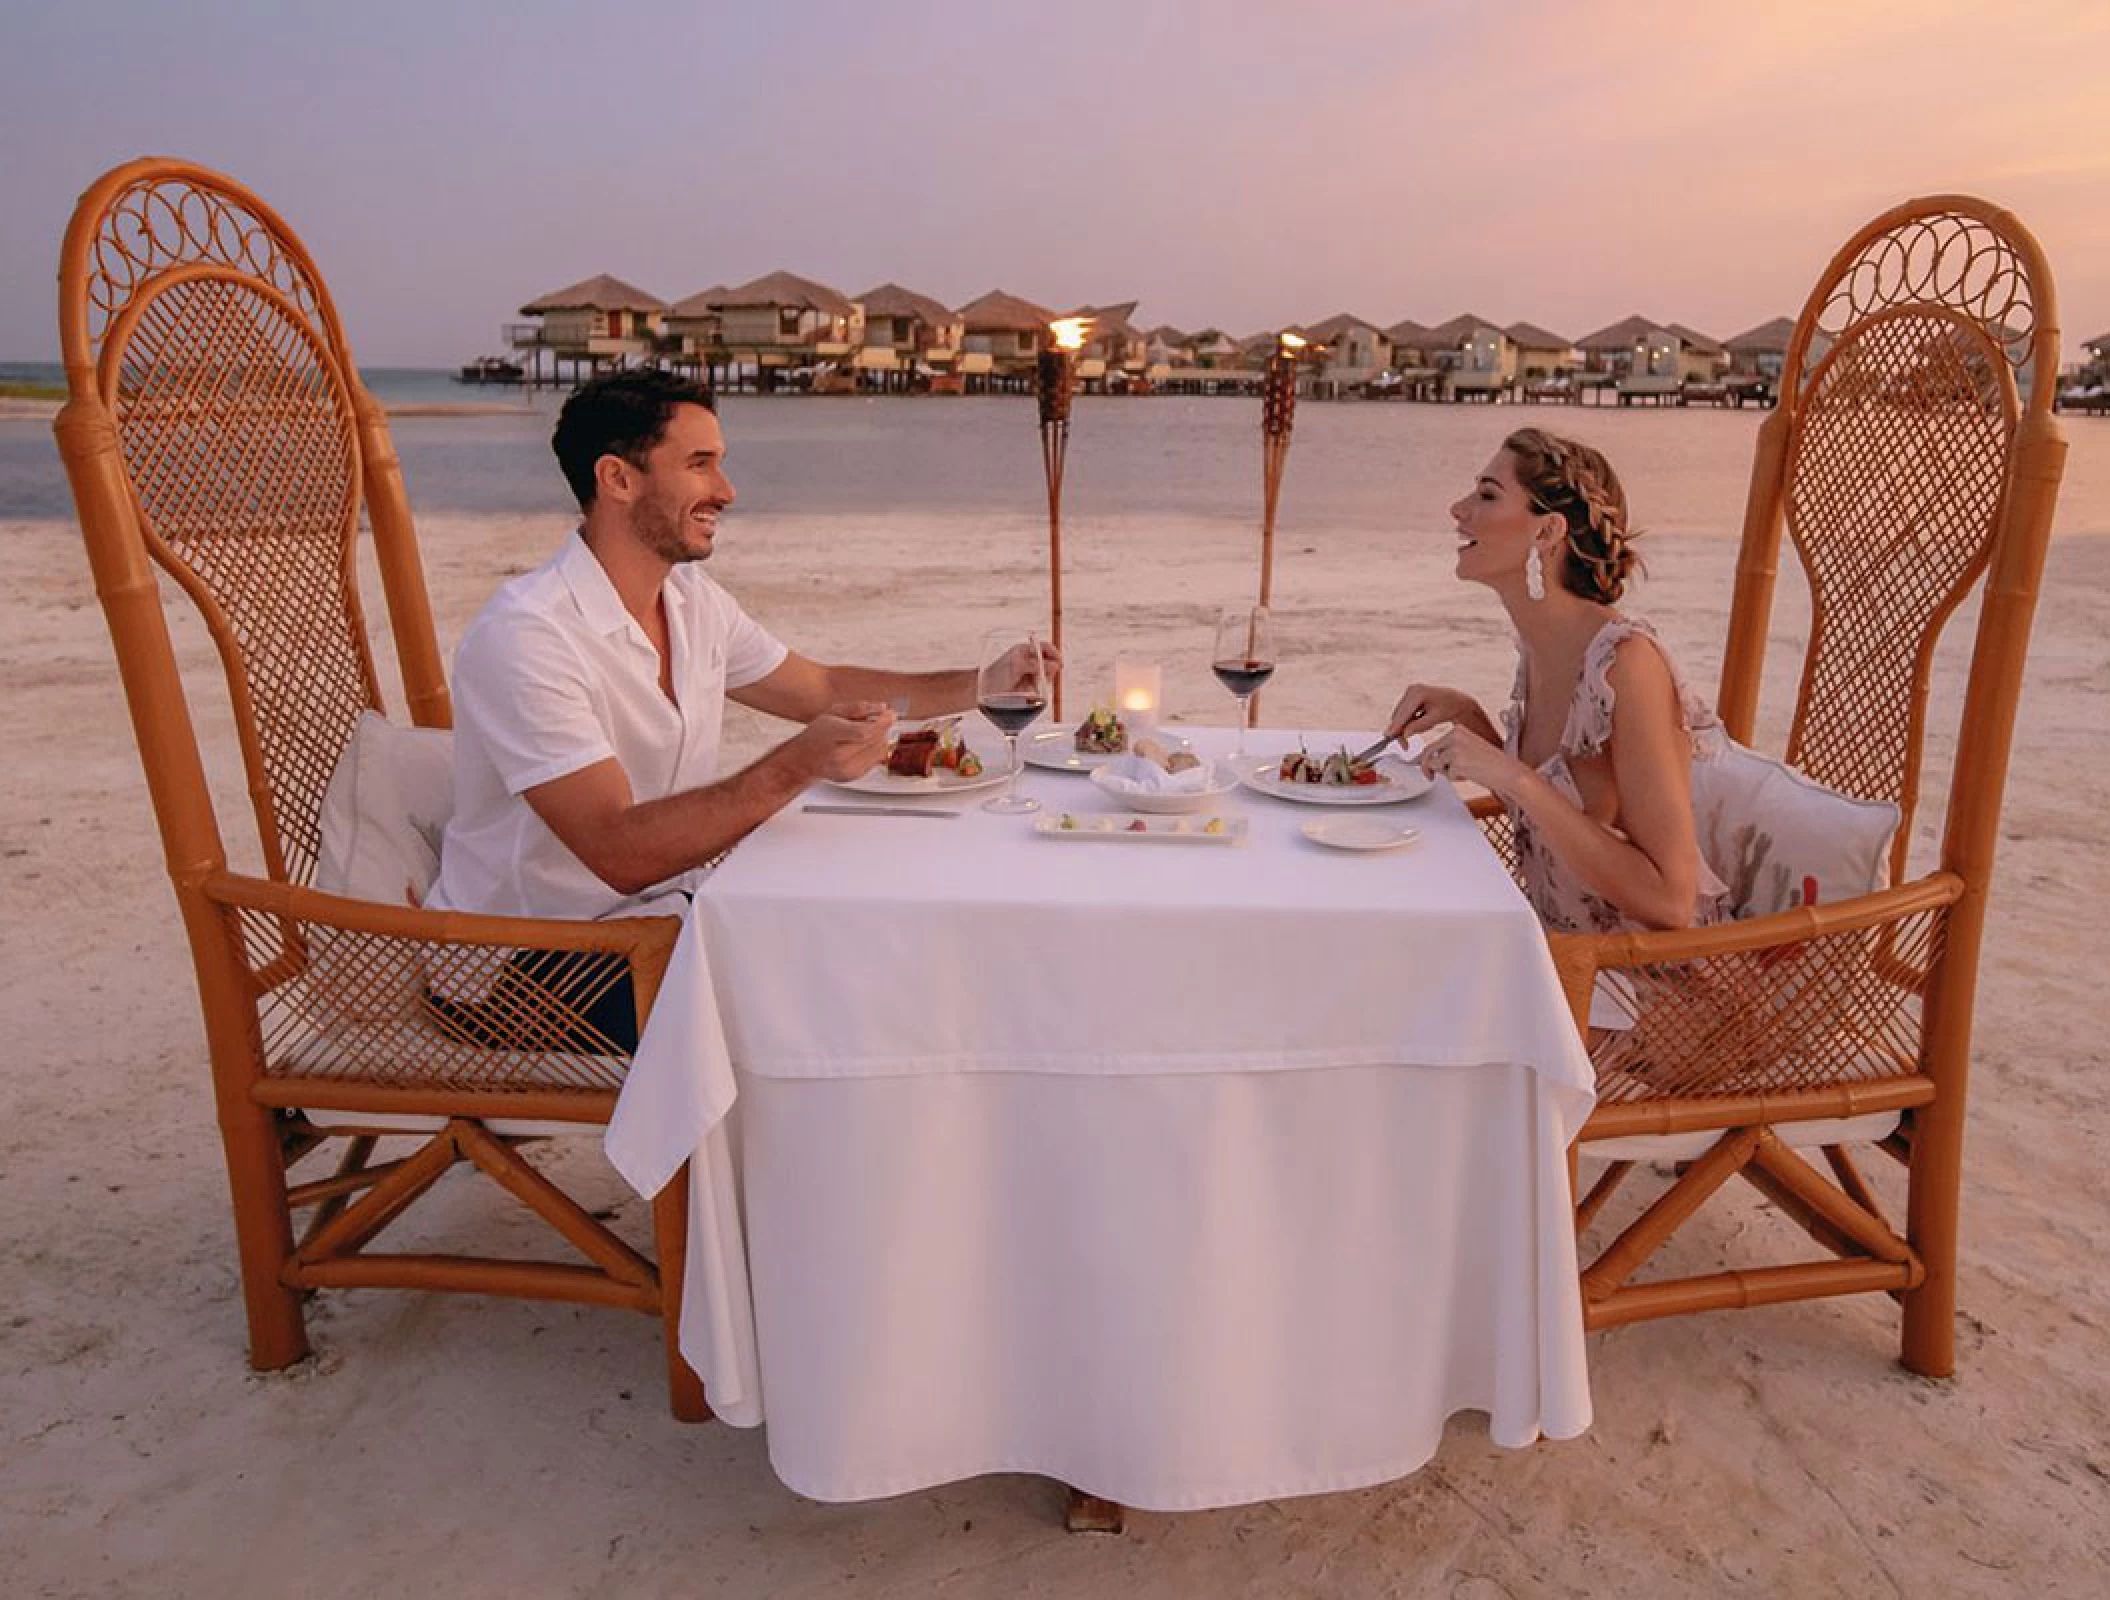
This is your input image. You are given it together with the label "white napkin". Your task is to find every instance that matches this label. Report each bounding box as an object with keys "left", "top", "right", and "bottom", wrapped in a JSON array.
[{"left": 1096, "top": 753, "right": 1216, "bottom": 795}]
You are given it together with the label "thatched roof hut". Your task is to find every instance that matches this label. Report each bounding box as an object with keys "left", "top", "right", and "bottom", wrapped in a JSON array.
[
  {"left": 712, "top": 271, "right": 855, "bottom": 316},
  {"left": 1505, "top": 321, "right": 1571, "bottom": 351},
  {"left": 1726, "top": 316, "right": 1796, "bottom": 356},
  {"left": 858, "top": 282, "right": 957, "bottom": 327},
  {"left": 518, "top": 273, "right": 667, "bottom": 316},
  {"left": 1576, "top": 314, "right": 1663, "bottom": 353},
  {"left": 957, "top": 289, "right": 1057, "bottom": 333}
]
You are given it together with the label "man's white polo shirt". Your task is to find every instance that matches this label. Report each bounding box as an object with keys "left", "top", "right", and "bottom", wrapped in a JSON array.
[{"left": 427, "top": 530, "right": 788, "bottom": 922}]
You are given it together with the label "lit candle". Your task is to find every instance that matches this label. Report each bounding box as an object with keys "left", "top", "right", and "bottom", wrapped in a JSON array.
[{"left": 1113, "top": 660, "right": 1161, "bottom": 736}]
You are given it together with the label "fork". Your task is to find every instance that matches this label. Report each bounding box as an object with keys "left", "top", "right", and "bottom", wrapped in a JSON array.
[{"left": 1351, "top": 721, "right": 1454, "bottom": 765}]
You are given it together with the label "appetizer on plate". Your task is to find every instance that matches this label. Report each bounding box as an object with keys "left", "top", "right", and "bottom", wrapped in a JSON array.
[
  {"left": 1074, "top": 706, "right": 1127, "bottom": 755},
  {"left": 1278, "top": 745, "right": 1384, "bottom": 787}
]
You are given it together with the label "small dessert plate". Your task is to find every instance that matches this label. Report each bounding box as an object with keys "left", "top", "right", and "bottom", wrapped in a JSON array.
[{"left": 1300, "top": 817, "right": 1420, "bottom": 852}]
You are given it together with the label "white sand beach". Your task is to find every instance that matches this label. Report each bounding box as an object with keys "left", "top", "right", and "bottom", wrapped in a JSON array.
[{"left": 4, "top": 453, "right": 2109, "bottom": 1595}]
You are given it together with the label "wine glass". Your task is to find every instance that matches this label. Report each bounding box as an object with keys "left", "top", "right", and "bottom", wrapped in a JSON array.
[
  {"left": 1211, "top": 605, "right": 1277, "bottom": 761},
  {"left": 975, "top": 628, "right": 1049, "bottom": 814}
]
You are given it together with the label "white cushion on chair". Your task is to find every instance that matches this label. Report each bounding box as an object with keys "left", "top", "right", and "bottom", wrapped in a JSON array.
[
  {"left": 1583, "top": 1111, "right": 1901, "bottom": 1164},
  {"left": 1690, "top": 732, "right": 1900, "bottom": 917},
  {"left": 316, "top": 711, "right": 455, "bottom": 907}
]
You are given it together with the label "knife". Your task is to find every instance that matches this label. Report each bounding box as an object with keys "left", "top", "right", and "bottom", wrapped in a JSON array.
[
  {"left": 1352, "top": 721, "right": 1454, "bottom": 766},
  {"left": 801, "top": 803, "right": 962, "bottom": 819}
]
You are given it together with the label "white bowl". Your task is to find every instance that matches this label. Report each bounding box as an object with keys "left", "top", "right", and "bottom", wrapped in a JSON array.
[{"left": 1088, "top": 760, "right": 1242, "bottom": 815}]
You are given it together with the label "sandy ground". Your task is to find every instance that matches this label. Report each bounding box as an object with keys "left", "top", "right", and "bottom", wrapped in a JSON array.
[{"left": 4, "top": 448, "right": 2109, "bottom": 1597}]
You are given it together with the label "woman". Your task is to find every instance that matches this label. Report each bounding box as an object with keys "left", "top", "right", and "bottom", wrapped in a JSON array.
[{"left": 1388, "top": 428, "right": 1728, "bottom": 935}]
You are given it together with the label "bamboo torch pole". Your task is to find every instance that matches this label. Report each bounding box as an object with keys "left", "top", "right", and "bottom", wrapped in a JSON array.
[
  {"left": 1038, "top": 317, "right": 1089, "bottom": 721},
  {"left": 1253, "top": 332, "right": 1305, "bottom": 724}
]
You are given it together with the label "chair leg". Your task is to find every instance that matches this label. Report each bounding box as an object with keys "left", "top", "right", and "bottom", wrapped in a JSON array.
[
  {"left": 220, "top": 1098, "right": 311, "bottom": 1369},
  {"left": 1064, "top": 1487, "right": 1127, "bottom": 1533},
  {"left": 652, "top": 1164, "right": 711, "bottom": 1423},
  {"left": 1901, "top": 1101, "right": 1962, "bottom": 1378}
]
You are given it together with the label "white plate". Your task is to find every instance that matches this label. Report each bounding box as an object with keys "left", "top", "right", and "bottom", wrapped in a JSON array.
[
  {"left": 1034, "top": 813, "right": 1247, "bottom": 845},
  {"left": 1021, "top": 728, "right": 1129, "bottom": 772},
  {"left": 1087, "top": 760, "right": 1242, "bottom": 815},
  {"left": 1301, "top": 817, "right": 1421, "bottom": 852},
  {"left": 823, "top": 737, "right": 1017, "bottom": 796},
  {"left": 1239, "top": 754, "right": 1434, "bottom": 806}
]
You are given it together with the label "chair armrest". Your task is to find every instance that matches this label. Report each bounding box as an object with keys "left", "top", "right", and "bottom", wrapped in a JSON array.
[
  {"left": 199, "top": 870, "right": 686, "bottom": 1083},
  {"left": 1549, "top": 872, "right": 1964, "bottom": 974},
  {"left": 201, "top": 870, "right": 682, "bottom": 959}
]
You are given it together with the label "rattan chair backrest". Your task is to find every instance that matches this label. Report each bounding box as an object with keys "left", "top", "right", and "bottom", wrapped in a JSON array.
[
  {"left": 1720, "top": 197, "right": 2064, "bottom": 885},
  {"left": 58, "top": 160, "right": 449, "bottom": 888}
]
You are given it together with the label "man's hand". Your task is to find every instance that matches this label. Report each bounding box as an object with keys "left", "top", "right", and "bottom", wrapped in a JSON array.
[
  {"left": 991, "top": 639, "right": 1062, "bottom": 696},
  {"left": 785, "top": 702, "right": 895, "bottom": 781}
]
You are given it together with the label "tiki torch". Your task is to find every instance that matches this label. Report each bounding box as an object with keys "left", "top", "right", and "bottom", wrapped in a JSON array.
[
  {"left": 1253, "top": 330, "right": 1308, "bottom": 721},
  {"left": 1038, "top": 315, "right": 1090, "bottom": 719}
]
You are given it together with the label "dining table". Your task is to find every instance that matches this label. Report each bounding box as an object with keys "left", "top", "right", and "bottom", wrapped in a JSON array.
[{"left": 605, "top": 725, "right": 1597, "bottom": 1512}]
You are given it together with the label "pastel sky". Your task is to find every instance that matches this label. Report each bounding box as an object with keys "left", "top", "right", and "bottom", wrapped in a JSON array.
[{"left": 3, "top": 0, "right": 2105, "bottom": 365}]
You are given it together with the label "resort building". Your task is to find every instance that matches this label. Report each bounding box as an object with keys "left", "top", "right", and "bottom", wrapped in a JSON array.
[
  {"left": 1301, "top": 313, "right": 1391, "bottom": 392},
  {"left": 663, "top": 286, "right": 728, "bottom": 360},
  {"left": 1577, "top": 315, "right": 1726, "bottom": 401},
  {"left": 1425, "top": 313, "right": 1516, "bottom": 398},
  {"left": 957, "top": 289, "right": 1058, "bottom": 389},
  {"left": 1725, "top": 317, "right": 1796, "bottom": 381},
  {"left": 509, "top": 273, "right": 668, "bottom": 385},
  {"left": 1383, "top": 319, "right": 1443, "bottom": 399},
  {"left": 1067, "top": 301, "right": 1149, "bottom": 388},
  {"left": 1506, "top": 322, "right": 1578, "bottom": 382},
  {"left": 856, "top": 282, "right": 964, "bottom": 387}
]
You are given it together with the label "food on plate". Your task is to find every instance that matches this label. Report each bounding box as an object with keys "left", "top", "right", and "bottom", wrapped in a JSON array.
[
  {"left": 1278, "top": 745, "right": 1384, "bottom": 786},
  {"left": 1202, "top": 817, "right": 1227, "bottom": 834},
  {"left": 1132, "top": 735, "right": 1203, "bottom": 774},
  {"left": 886, "top": 727, "right": 940, "bottom": 777},
  {"left": 1128, "top": 818, "right": 1149, "bottom": 832},
  {"left": 885, "top": 720, "right": 982, "bottom": 779},
  {"left": 1074, "top": 706, "right": 1126, "bottom": 754}
]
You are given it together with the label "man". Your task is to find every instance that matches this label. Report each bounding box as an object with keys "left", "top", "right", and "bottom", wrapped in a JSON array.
[{"left": 427, "top": 369, "right": 1047, "bottom": 1043}]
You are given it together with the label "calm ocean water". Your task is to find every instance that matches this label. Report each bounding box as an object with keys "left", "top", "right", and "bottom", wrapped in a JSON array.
[{"left": 4, "top": 364, "right": 2105, "bottom": 536}]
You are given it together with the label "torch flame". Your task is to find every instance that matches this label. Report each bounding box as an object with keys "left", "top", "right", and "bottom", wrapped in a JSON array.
[
  {"left": 1279, "top": 331, "right": 1309, "bottom": 353},
  {"left": 1049, "top": 317, "right": 1091, "bottom": 351}
]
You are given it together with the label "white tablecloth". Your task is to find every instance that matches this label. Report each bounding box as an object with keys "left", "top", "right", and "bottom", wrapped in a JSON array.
[{"left": 607, "top": 727, "right": 1597, "bottom": 1507}]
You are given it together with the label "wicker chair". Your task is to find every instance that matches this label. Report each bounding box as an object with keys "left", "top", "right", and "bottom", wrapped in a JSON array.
[
  {"left": 1492, "top": 195, "right": 2067, "bottom": 1375},
  {"left": 52, "top": 157, "right": 705, "bottom": 1418}
]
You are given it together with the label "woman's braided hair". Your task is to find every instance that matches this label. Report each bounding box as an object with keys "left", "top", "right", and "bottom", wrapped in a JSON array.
[{"left": 1501, "top": 427, "right": 1641, "bottom": 604}]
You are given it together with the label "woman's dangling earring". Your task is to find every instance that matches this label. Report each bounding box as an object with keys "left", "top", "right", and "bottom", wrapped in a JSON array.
[{"left": 1525, "top": 545, "right": 1546, "bottom": 601}]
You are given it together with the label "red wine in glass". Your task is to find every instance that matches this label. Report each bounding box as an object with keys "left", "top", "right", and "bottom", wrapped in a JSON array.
[
  {"left": 1210, "top": 659, "right": 1276, "bottom": 698},
  {"left": 976, "top": 691, "right": 1047, "bottom": 736}
]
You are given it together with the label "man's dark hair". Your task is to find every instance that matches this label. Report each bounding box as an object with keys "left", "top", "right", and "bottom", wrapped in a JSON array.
[{"left": 552, "top": 369, "right": 717, "bottom": 510}]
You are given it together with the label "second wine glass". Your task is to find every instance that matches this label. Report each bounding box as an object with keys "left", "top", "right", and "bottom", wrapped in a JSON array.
[
  {"left": 1211, "top": 605, "right": 1276, "bottom": 760},
  {"left": 976, "top": 629, "right": 1049, "bottom": 814}
]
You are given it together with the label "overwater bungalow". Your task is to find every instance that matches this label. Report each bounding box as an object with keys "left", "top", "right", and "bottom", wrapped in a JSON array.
[
  {"left": 1425, "top": 313, "right": 1515, "bottom": 400},
  {"left": 856, "top": 283, "right": 964, "bottom": 391},
  {"left": 509, "top": 273, "right": 668, "bottom": 386},
  {"left": 1067, "top": 301, "right": 1149, "bottom": 390},
  {"left": 1724, "top": 316, "right": 1796, "bottom": 405},
  {"left": 1300, "top": 313, "right": 1391, "bottom": 395},
  {"left": 663, "top": 285, "right": 728, "bottom": 378},
  {"left": 957, "top": 289, "right": 1058, "bottom": 392},
  {"left": 1507, "top": 322, "right": 1578, "bottom": 385},
  {"left": 708, "top": 271, "right": 863, "bottom": 391},
  {"left": 2060, "top": 331, "right": 2110, "bottom": 411},
  {"left": 1576, "top": 315, "right": 1725, "bottom": 404},
  {"left": 1383, "top": 319, "right": 1444, "bottom": 400}
]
